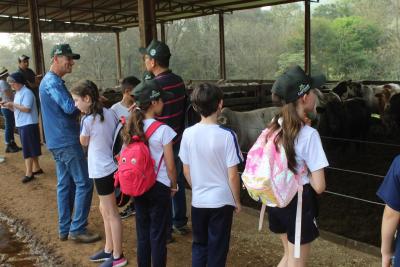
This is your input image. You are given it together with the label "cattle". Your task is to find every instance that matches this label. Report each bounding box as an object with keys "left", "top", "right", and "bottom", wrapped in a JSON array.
[
  {"left": 331, "top": 80, "right": 400, "bottom": 114},
  {"left": 218, "top": 107, "right": 281, "bottom": 152},
  {"left": 316, "top": 92, "right": 371, "bottom": 152}
]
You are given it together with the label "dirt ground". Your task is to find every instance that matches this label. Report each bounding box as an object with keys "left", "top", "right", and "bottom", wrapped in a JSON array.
[{"left": 0, "top": 133, "right": 381, "bottom": 267}]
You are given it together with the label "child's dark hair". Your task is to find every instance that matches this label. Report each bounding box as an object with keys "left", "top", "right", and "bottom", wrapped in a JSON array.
[
  {"left": 70, "top": 80, "right": 104, "bottom": 121},
  {"left": 190, "top": 83, "right": 223, "bottom": 117},
  {"left": 121, "top": 76, "right": 140, "bottom": 92},
  {"left": 122, "top": 101, "right": 154, "bottom": 145}
]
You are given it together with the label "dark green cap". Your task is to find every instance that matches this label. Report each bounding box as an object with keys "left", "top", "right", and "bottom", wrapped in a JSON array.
[
  {"left": 139, "top": 40, "right": 171, "bottom": 61},
  {"left": 50, "top": 43, "right": 80, "bottom": 59},
  {"left": 132, "top": 79, "right": 173, "bottom": 105},
  {"left": 272, "top": 65, "right": 326, "bottom": 103}
]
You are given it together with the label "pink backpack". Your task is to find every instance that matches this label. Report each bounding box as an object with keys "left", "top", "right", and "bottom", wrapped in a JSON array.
[
  {"left": 242, "top": 127, "right": 307, "bottom": 258},
  {"left": 114, "top": 121, "right": 164, "bottom": 197}
]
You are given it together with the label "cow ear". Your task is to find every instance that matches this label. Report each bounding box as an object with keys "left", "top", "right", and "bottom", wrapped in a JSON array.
[{"left": 217, "top": 114, "right": 228, "bottom": 125}]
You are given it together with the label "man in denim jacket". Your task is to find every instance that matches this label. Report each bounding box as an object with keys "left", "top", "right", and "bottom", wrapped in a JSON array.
[{"left": 39, "top": 44, "right": 100, "bottom": 243}]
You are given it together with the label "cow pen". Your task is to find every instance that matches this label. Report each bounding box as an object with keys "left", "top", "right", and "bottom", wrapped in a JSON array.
[{"left": 0, "top": 0, "right": 397, "bottom": 258}]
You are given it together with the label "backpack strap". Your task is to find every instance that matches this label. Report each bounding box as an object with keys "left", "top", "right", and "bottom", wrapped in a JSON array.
[
  {"left": 145, "top": 120, "right": 165, "bottom": 178},
  {"left": 145, "top": 120, "right": 164, "bottom": 139}
]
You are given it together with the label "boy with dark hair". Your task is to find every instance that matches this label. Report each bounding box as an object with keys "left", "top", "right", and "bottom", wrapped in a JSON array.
[
  {"left": 111, "top": 75, "right": 140, "bottom": 219},
  {"left": 111, "top": 75, "right": 140, "bottom": 120},
  {"left": 179, "top": 83, "right": 242, "bottom": 267}
]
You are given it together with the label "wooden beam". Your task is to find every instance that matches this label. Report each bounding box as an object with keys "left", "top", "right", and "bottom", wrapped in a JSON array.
[
  {"left": 115, "top": 30, "right": 122, "bottom": 81},
  {"left": 27, "top": 0, "right": 45, "bottom": 75},
  {"left": 219, "top": 13, "right": 226, "bottom": 80},
  {"left": 138, "top": 0, "right": 157, "bottom": 48},
  {"left": 160, "top": 22, "right": 165, "bottom": 42},
  {"left": 304, "top": 0, "right": 311, "bottom": 74}
]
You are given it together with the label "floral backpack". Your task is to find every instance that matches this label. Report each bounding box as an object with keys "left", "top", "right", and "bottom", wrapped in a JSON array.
[{"left": 242, "top": 127, "right": 307, "bottom": 258}]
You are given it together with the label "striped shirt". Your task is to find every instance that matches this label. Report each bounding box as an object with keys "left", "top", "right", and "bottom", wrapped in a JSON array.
[{"left": 154, "top": 70, "right": 186, "bottom": 145}]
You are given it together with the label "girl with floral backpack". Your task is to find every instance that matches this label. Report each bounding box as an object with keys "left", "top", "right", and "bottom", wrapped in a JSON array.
[{"left": 243, "top": 65, "right": 328, "bottom": 267}]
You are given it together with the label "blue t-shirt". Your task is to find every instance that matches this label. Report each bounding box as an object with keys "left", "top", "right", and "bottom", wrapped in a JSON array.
[
  {"left": 377, "top": 155, "right": 400, "bottom": 266},
  {"left": 13, "top": 86, "right": 38, "bottom": 127}
]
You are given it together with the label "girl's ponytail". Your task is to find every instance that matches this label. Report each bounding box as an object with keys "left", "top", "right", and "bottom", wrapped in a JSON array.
[{"left": 122, "top": 102, "right": 152, "bottom": 145}]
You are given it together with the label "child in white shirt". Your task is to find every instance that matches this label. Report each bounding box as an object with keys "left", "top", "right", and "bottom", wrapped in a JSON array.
[
  {"left": 179, "top": 83, "right": 243, "bottom": 267},
  {"left": 71, "top": 80, "right": 127, "bottom": 267}
]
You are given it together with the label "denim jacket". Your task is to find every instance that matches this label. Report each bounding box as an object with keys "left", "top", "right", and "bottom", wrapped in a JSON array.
[{"left": 39, "top": 71, "right": 80, "bottom": 150}]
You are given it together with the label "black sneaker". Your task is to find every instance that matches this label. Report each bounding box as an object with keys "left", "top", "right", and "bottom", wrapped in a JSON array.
[
  {"left": 5, "top": 144, "right": 19, "bottom": 153},
  {"left": 173, "top": 225, "right": 189, "bottom": 235},
  {"left": 120, "top": 205, "right": 135, "bottom": 219},
  {"left": 22, "top": 175, "right": 35, "bottom": 183}
]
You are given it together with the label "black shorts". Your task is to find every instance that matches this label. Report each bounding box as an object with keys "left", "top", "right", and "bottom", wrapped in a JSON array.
[
  {"left": 267, "top": 184, "right": 319, "bottom": 245},
  {"left": 18, "top": 123, "right": 41, "bottom": 159},
  {"left": 93, "top": 172, "right": 115, "bottom": 196}
]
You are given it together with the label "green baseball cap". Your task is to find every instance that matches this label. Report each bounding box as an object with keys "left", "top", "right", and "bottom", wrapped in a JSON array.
[
  {"left": 272, "top": 65, "right": 326, "bottom": 103},
  {"left": 50, "top": 43, "right": 80, "bottom": 59},
  {"left": 139, "top": 40, "right": 171, "bottom": 61},
  {"left": 132, "top": 79, "right": 174, "bottom": 105}
]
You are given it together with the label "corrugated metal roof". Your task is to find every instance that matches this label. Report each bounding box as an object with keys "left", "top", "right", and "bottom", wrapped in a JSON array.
[{"left": 0, "top": 0, "right": 300, "bottom": 33}]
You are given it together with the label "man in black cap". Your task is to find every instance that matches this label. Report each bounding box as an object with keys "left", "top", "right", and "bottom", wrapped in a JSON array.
[
  {"left": 39, "top": 44, "right": 100, "bottom": 243},
  {"left": 139, "top": 40, "right": 189, "bottom": 239}
]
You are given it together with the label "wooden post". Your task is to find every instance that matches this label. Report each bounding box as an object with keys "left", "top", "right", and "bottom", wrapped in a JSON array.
[
  {"left": 304, "top": 0, "right": 311, "bottom": 75},
  {"left": 160, "top": 22, "right": 166, "bottom": 43},
  {"left": 115, "top": 30, "right": 122, "bottom": 82},
  {"left": 219, "top": 13, "right": 226, "bottom": 80},
  {"left": 138, "top": 0, "right": 157, "bottom": 48},
  {"left": 27, "top": 0, "right": 45, "bottom": 144},
  {"left": 27, "top": 0, "right": 45, "bottom": 75}
]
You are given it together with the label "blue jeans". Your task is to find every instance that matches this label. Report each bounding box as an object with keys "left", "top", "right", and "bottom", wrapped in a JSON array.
[
  {"left": 134, "top": 182, "right": 171, "bottom": 267},
  {"left": 171, "top": 145, "right": 188, "bottom": 228},
  {"left": 1, "top": 108, "right": 15, "bottom": 144},
  {"left": 50, "top": 143, "right": 93, "bottom": 235}
]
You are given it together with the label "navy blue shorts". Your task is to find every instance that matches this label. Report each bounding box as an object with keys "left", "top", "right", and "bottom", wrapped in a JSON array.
[
  {"left": 93, "top": 172, "right": 115, "bottom": 196},
  {"left": 267, "top": 184, "right": 319, "bottom": 245},
  {"left": 18, "top": 123, "right": 41, "bottom": 159}
]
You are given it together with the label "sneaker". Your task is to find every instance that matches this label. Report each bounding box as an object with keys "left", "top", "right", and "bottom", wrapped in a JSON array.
[
  {"left": 22, "top": 175, "right": 35, "bottom": 183},
  {"left": 59, "top": 233, "right": 68, "bottom": 241},
  {"left": 10, "top": 142, "right": 22, "bottom": 151},
  {"left": 69, "top": 231, "right": 101, "bottom": 243},
  {"left": 173, "top": 225, "right": 189, "bottom": 235},
  {"left": 5, "top": 144, "right": 19, "bottom": 153},
  {"left": 99, "top": 254, "right": 127, "bottom": 267},
  {"left": 89, "top": 249, "right": 112, "bottom": 262},
  {"left": 119, "top": 205, "right": 135, "bottom": 219}
]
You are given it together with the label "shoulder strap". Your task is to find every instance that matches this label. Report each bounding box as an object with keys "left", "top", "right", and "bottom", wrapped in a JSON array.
[
  {"left": 145, "top": 120, "right": 164, "bottom": 139},
  {"left": 145, "top": 120, "right": 165, "bottom": 178}
]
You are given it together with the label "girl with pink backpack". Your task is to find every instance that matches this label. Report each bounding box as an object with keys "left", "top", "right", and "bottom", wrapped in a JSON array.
[
  {"left": 122, "top": 79, "right": 178, "bottom": 267},
  {"left": 246, "top": 66, "right": 328, "bottom": 267}
]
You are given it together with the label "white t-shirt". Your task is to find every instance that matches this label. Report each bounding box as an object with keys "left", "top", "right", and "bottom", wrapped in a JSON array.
[
  {"left": 111, "top": 101, "right": 130, "bottom": 119},
  {"left": 294, "top": 125, "right": 329, "bottom": 184},
  {"left": 179, "top": 123, "right": 244, "bottom": 208},
  {"left": 143, "top": 118, "right": 176, "bottom": 187},
  {"left": 81, "top": 108, "right": 119, "bottom": 178}
]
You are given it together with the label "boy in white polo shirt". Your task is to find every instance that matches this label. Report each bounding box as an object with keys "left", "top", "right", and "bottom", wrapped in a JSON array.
[{"left": 179, "top": 83, "right": 243, "bottom": 267}]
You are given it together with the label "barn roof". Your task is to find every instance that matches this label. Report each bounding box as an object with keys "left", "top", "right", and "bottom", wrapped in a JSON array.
[{"left": 0, "top": 0, "right": 301, "bottom": 33}]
